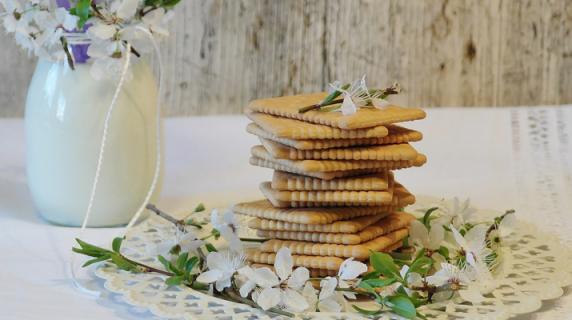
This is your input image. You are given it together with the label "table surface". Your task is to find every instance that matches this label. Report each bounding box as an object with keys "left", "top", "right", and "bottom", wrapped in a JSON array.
[{"left": 1, "top": 107, "right": 572, "bottom": 320}]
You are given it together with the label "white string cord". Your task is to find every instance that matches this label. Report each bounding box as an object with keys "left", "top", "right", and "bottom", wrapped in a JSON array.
[
  {"left": 69, "top": 43, "right": 132, "bottom": 296},
  {"left": 69, "top": 28, "right": 164, "bottom": 295},
  {"left": 125, "top": 26, "right": 164, "bottom": 230}
]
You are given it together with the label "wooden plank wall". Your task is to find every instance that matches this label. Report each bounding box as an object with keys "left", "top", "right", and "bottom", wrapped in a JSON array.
[{"left": 0, "top": 0, "right": 571, "bottom": 116}]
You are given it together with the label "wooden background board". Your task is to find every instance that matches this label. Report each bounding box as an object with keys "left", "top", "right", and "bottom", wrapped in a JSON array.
[{"left": 1, "top": 0, "right": 571, "bottom": 117}]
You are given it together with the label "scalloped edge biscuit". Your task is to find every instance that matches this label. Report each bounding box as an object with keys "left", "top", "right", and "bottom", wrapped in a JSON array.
[
  {"left": 251, "top": 145, "right": 427, "bottom": 173},
  {"left": 245, "top": 249, "right": 345, "bottom": 270},
  {"left": 248, "top": 213, "right": 389, "bottom": 233},
  {"left": 259, "top": 228, "right": 409, "bottom": 260},
  {"left": 256, "top": 212, "right": 415, "bottom": 244},
  {"left": 271, "top": 171, "right": 390, "bottom": 191},
  {"left": 247, "top": 123, "right": 423, "bottom": 150},
  {"left": 246, "top": 92, "right": 426, "bottom": 129},
  {"left": 260, "top": 138, "right": 419, "bottom": 161},
  {"left": 261, "top": 181, "right": 415, "bottom": 208},
  {"left": 259, "top": 181, "right": 394, "bottom": 206},
  {"left": 233, "top": 199, "right": 396, "bottom": 224},
  {"left": 247, "top": 112, "right": 389, "bottom": 139}
]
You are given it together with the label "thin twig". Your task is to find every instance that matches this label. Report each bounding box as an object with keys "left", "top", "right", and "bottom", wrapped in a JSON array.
[
  {"left": 146, "top": 203, "right": 186, "bottom": 232},
  {"left": 239, "top": 237, "right": 267, "bottom": 243},
  {"left": 298, "top": 98, "right": 343, "bottom": 113}
]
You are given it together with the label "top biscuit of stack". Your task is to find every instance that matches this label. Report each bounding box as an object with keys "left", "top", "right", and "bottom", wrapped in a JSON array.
[{"left": 246, "top": 92, "right": 426, "bottom": 130}]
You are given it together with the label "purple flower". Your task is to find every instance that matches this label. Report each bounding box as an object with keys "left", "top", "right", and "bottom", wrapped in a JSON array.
[{"left": 57, "top": 0, "right": 90, "bottom": 63}]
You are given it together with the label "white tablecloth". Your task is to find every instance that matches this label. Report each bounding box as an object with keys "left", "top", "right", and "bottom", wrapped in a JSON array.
[{"left": 1, "top": 107, "right": 571, "bottom": 319}]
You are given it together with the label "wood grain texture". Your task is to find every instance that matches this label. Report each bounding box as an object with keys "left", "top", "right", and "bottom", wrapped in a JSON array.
[{"left": 1, "top": 0, "right": 571, "bottom": 117}]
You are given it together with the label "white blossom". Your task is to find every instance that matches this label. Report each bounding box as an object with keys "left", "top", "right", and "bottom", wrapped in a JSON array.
[
  {"left": 426, "top": 263, "right": 485, "bottom": 303},
  {"left": 196, "top": 250, "right": 245, "bottom": 292},
  {"left": 329, "top": 75, "right": 369, "bottom": 115},
  {"left": 409, "top": 220, "right": 445, "bottom": 251},
  {"left": 238, "top": 248, "right": 310, "bottom": 312},
  {"left": 146, "top": 230, "right": 203, "bottom": 258},
  {"left": 436, "top": 198, "right": 477, "bottom": 228},
  {"left": 337, "top": 257, "right": 367, "bottom": 299},
  {"left": 317, "top": 277, "right": 346, "bottom": 312},
  {"left": 211, "top": 208, "right": 241, "bottom": 252}
]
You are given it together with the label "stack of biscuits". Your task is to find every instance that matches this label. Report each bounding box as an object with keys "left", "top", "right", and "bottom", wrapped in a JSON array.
[{"left": 233, "top": 92, "right": 426, "bottom": 276}]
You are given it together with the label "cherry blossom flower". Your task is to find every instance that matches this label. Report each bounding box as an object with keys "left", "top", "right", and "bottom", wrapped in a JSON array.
[
  {"left": 329, "top": 75, "right": 370, "bottom": 115},
  {"left": 196, "top": 250, "right": 245, "bottom": 292},
  {"left": 337, "top": 257, "right": 367, "bottom": 299},
  {"left": 210, "top": 208, "right": 241, "bottom": 252},
  {"left": 146, "top": 230, "right": 203, "bottom": 258},
  {"left": 436, "top": 198, "right": 477, "bottom": 228},
  {"left": 426, "top": 263, "right": 485, "bottom": 303},
  {"left": 238, "top": 248, "right": 310, "bottom": 312},
  {"left": 409, "top": 220, "right": 445, "bottom": 251}
]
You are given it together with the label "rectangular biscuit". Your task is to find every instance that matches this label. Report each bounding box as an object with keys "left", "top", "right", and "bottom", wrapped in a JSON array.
[
  {"left": 259, "top": 228, "right": 409, "bottom": 260},
  {"left": 251, "top": 145, "right": 426, "bottom": 173},
  {"left": 247, "top": 123, "right": 423, "bottom": 150},
  {"left": 250, "top": 156, "right": 405, "bottom": 180},
  {"left": 261, "top": 181, "right": 414, "bottom": 208},
  {"left": 256, "top": 212, "right": 415, "bottom": 245},
  {"left": 245, "top": 249, "right": 345, "bottom": 270},
  {"left": 246, "top": 93, "right": 426, "bottom": 129},
  {"left": 271, "top": 171, "right": 390, "bottom": 191},
  {"left": 259, "top": 181, "right": 394, "bottom": 206},
  {"left": 249, "top": 240, "right": 405, "bottom": 275},
  {"left": 248, "top": 213, "right": 389, "bottom": 233},
  {"left": 234, "top": 199, "right": 396, "bottom": 224},
  {"left": 260, "top": 137, "right": 419, "bottom": 161},
  {"left": 247, "top": 112, "right": 389, "bottom": 139}
]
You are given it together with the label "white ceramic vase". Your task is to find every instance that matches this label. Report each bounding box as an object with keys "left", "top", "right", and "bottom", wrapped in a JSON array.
[{"left": 25, "top": 59, "right": 162, "bottom": 227}]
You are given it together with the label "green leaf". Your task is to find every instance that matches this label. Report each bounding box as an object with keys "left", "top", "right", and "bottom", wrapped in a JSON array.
[
  {"left": 110, "top": 254, "right": 136, "bottom": 272},
  {"left": 176, "top": 252, "right": 189, "bottom": 270},
  {"left": 72, "top": 0, "right": 91, "bottom": 29},
  {"left": 112, "top": 237, "right": 123, "bottom": 253},
  {"left": 386, "top": 295, "right": 417, "bottom": 319},
  {"left": 362, "top": 278, "right": 397, "bottom": 288},
  {"left": 408, "top": 256, "right": 433, "bottom": 276},
  {"left": 357, "top": 280, "right": 375, "bottom": 293},
  {"left": 361, "top": 271, "right": 381, "bottom": 280},
  {"left": 205, "top": 242, "right": 218, "bottom": 252},
  {"left": 211, "top": 229, "right": 221, "bottom": 240},
  {"left": 351, "top": 305, "right": 382, "bottom": 316},
  {"left": 370, "top": 252, "right": 402, "bottom": 280},
  {"left": 72, "top": 247, "right": 102, "bottom": 258},
  {"left": 165, "top": 276, "right": 183, "bottom": 286},
  {"left": 436, "top": 246, "right": 450, "bottom": 259},
  {"left": 157, "top": 255, "right": 170, "bottom": 270},
  {"left": 162, "top": 0, "right": 181, "bottom": 9},
  {"left": 193, "top": 203, "right": 205, "bottom": 212},
  {"left": 422, "top": 207, "right": 439, "bottom": 228},
  {"left": 185, "top": 218, "right": 203, "bottom": 229},
  {"left": 185, "top": 256, "right": 199, "bottom": 273},
  {"left": 82, "top": 255, "right": 110, "bottom": 267}
]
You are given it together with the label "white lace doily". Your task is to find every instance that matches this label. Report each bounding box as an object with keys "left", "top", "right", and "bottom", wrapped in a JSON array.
[{"left": 93, "top": 197, "right": 572, "bottom": 319}]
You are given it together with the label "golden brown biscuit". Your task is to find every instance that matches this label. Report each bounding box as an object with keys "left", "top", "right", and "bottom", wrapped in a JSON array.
[
  {"left": 259, "top": 181, "right": 394, "bottom": 206},
  {"left": 234, "top": 199, "right": 396, "bottom": 224},
  {"left": 256, "top": 212, "right": 415, "bottom": 245},
  {"left": 246, "top": 92, "right": 426, "bottom": 129},
  {"left": 260, "top": 138, "right": 419, "bottom": 161},
  {"left": 271, "top": 171, "right": 390, "bottom": 191},
  {"left": 247, "top": 122, "right": 423, "bottom": 150},
  {"left": 259, "top": 228, "right": 409, "bottom": 260},
  {"left": 247, "top": 112, "right": 389, "bottom": 139}
]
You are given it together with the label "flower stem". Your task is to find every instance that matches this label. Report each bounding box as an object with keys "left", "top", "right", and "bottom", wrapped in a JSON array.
[
  {"left": 146, "top": 203, "right": 187, "bottom": 232},
  {"left": 239, "top": 237, "right": 267, "bottom": 243}
]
